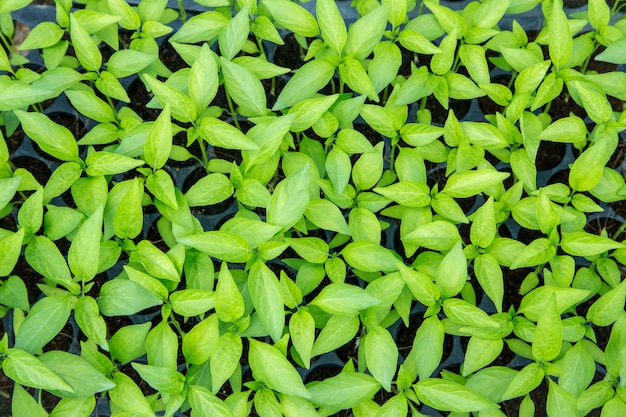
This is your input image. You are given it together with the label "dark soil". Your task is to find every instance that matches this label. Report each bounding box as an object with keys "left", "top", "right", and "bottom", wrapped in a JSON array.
[
  {"left": 535, "top": 140, "right": 567, "bottom": 171},
  {"left": 10, "top": 156, "right": 51, "bottom": 188},
  {"left": 2, "top": 126, "right": 24, "bottom": 154},
  {"left": 127, "top": 78, "right": 160, "bottom": 121},
  {"left": 478, "top": 74, "right": 511, "bottom": 116},
  {"left": 160, "top": 36, "right": 187, "bottom": 73},
  {"left": 502, "top": 267, "right": 534, "bottom": 312},
  {"left": 547, "top": 88, "right": 586, "bottom": 120},
  {"left": 395, "top": 314, "right": 454, "bottom": 362},
  {"left": 425, "top": 96, "right": 471, "bottom": 125},
  {"left": 273, "top": 34, "right": 308, "bottom": 70}
]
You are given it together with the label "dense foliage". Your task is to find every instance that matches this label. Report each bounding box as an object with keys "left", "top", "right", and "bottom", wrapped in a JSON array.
[{"left": 1, "top": 0, "right": 626, "bottom": 415}]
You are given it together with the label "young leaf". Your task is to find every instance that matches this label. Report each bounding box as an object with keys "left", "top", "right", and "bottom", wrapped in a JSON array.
[
  {"left": 532, "top": 293, "right": 562, "bottom": 362},
  {"left": 442, "top": 170, "right": 509, "bottom": 198},
  {"left": 178, "top": 231, "right": 253, "bottom": 263},
  {"left": 108, "top": 372, "right": 155, "bottom": 417},
  {"left": 189, "top": 44, "right": 219, "bottom": 114},
  {"left": 219, "top": 6, "right": 250, "bottom": 61},
  {"left": 363, "top": 325, "right": 398, "bottom": 391},
  {"left": 415, "top": 378, "right": 497, "bottom": 413},
  {"left": 65, "top": 89, "right": 116, "bottom": 123},
  {"left": 266, "top": 165, "right": 310, "bottom": 230},
  {"left": 249, "top": 259, "right": 285, "bottom": 342},
  {"left": 273, "top": 59, "right": 336, "bottom": 110},
  {"left": 474, "top": 254, "right": 504, "bottom": 313},
  {"left": 436, "top": 241, "right": 467, "bottom": 299},
  {"left": 188, "top": 385, "right": 236, "bottom": 417},
  {"left": 586, "top": 280, "right": 626, "bottom": 327},
  {"left": 144, "top": 74, "right": 197, "bottom": 123},
  {"left": 68, "top": 205, "right": 103, "bottom": 282},
  {"left": 74, "top": 296, "right": 108, "bottom": 351},
  {"left": 317, "top": 0, "right": 347, "bottom": 53},
  {"left": 311, "top": 314, "right": 360, "bottom": 356},
  {"left": 210, "top": 332, "right": 243, "bottom": 393},
  {"left": 501, "top": 362, "right": 545, "bottom": 400},
  {"left": 263, "top": 0, "right": 319, "bottom": 37},
  {"left": 144, "top": 104, "right": 172, "bottom": 169},
  {"left": 14, "top": 110, "right": 79, "bottom": 161},
  {"left": 215, "top": 262, "right": 245, "bottom": 323},
  {"left": 310, "top": 282, "right": 380, "bottom": 315},
  {"left": 14, "top": 295, "right": 73, "bottom": 354},
  {"left": 0, "top": 229, "right": 25, "bottom": 277},
  {"left": 98, "top": 279, "right": 163, "bottom": 316},
  {"left": 182, "top": 315, "right": 219, "bottom": 365},
  {"left": 12, "top": 383, "right": 47, "bottom": 417},
  {"left": 220, "top": 57, "right": 267, "bottom": 117},
  {"left": 548, "top": 0, "right": 572, "bottom": 68},
  {"left": 248, "top": 339, "right": 309, "bottom": 398},
  {"left": 344, "top": 4, "right": 388, "bottom": 60},
  {"left": 289, "top": 309, "right": 315, "bottom": 368},
  {"left": 69, "top": 14, "right": 102, "bottom": 71},
  {"left": 306, "top": 372, "right": 381, "bottom": 410},
  {"left": 3, "top": 348, "right": 74, "bottom": 393}
]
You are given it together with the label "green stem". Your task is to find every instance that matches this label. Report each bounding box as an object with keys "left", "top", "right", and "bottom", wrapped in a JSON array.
[
  {"left": 225, "top": 90, "right": 241, "bottom": 130},
  {"left": 177, "top": 0, "right": 187, "bottom": 21},
  {"left": 199, "top": 137, "right": 210, "bottom": 171}
]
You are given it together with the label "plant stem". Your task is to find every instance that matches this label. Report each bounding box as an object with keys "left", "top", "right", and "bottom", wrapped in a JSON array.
[{"left": 225, "top": 90, "right": 241, "bottom": 130}]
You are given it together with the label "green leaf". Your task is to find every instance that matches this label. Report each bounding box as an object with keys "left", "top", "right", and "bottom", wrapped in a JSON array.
[
  {"left": 586, "top": 280, "right": 626, "bottom": 327},
  {"left": 532, "top": 293, "right": 562, "bottom": 362},
  {"left": 85, "top": 151, "right": 144, "bottom": 176},
  {"left": 403, "top": 220, "right": 461, "bottom": 251},
  {"left": 112, "top": 178, "right": 144, "bottom": 240},
  {"left": 108, "top": 322, "right": 150, "bottom": 364},
  {"left": 219, "top": 6, "right": 250, "bottom": 60},
  {"left": 185, "top": 173, "right": 234, "bottom": 207},
  {"left": 107, "top": 49, "right": 156, "bottom": 78},
  {"left": 339, "top": 57, "right": 378, "bottom": 101},
  {"left": 263, "top": 0, "right": 319, "bottom": 37},
  {"left": 215, "top": 262, "right": 245, "bottom": 323},
  {"left": 182, "top": 315, "right": 219, "bottom": 365},
  {"left": 558, "top": 342, "right": 595, "bottom": 397},
  {"left": 249, "top": 259, "right": 285, "bottom": 342},
  {"left": 436, "top": 241, "right": 467, "bottom": 299},
  {"left": 107, "top": 0, "right": 140, "bottom": 29},
  {"left": 69, "top": 14, "right": 102, "bottom": 71},
  {"left": 0, "top": 229, "right": 25, "bottom": 277},
  {"left": 510, "top": 238, "right": 557, "bottom": 270},
  {"left": 311, "top": 314, "right": 359, "bottom": 356},
  {"left": 14, "top": 295, "right": 72, "bottom": 354},
  {"left": 273, "top": 59, "right": 336, "bottom": 110},
  {"left": 288, "top": 94, "right": 339, "bottom": 132},
  {"left": 220, "top": 57, "right": 267, "bottom": 117},
  {"left": 199, "top": 117, "right": 259, "bottom": 150},
  {"left": 353, "top": 142, "right": 384, "bottom": 191},
  {"left": 74, "top": 296, "right": 108, "bottom": 350},
  {"left": 289, "top": 309, "right": 315, "bottom": 368},
  {"left": 178, "top": 231, "right": 253, "bottom": 263},
  {"left": 3, "top": 348, "right": 73, "bottom": 393},
  {"left": 443, "top": 298, "right": 499, "bottom": 328},
  {"left": 210, "top": 332, "right": 242, "bottom": 393},
  {"left": 189, "top": 385, "right": 236, "bottom": 417},
  {"left": 12, "top": 383, "right": 47, "bottom": 417},
  {"left": 561, "top": 231, "right": 625, "bottom": 257},
  {"left": 25, "top": 236, "right": 77, "bottom": 293},
  {"left": 146, "top": 319, "right": 178, "bottom": 370},
  {"left": 68, "top": 204, "right": 102, "bottom": 282},
  {"left": 501, "top": 362, "right": 544, "bottom": 400},
  {"left": 364, "top": 326, "right": 397, "bottom": 391},
  {"left": 305, "top": 198, "right": 351, "bottom": 235},
  {"left": 243, "top": 114, "right": 294, "bottom": 171},
  {"left": 144, "top": 104, "right": 172, "bottom": 169},
  {"left": 132, "top": 363, "right": 185, "bottom": 394},
  {"left": 461, "top": 337, "right": 504, "bottom": 376},
  {"left": 249, "top": 338, "right": 309, "bottom": 398},
  {"left": 144, "top": 74, "right": 196, "bottom": 123},
  {"left": 19, "top": 21, "right": 64, "bottom": 50},
  {"left": 548, "top": 0, "right": 572, "bottom": 68},
  {"left": 170, "top": 289, "right": 214, "bottom": 316},
  {"left": 341, "top": 241, "right": 399, "bottom": 272},
  {"left": 415, "top": 378, "right": 497, "bottom": 413},
  {"left": 18, "top": 188, "right": 43, "bottom": 233},
  {"left": 65, "top": 89, "right": 115, "bottom": 123},
  {"left": 345, "top": 4, "right": 388, "bottom": 60},
  {"left": 189, "top": 44, "right": 219, "bottom": 114},
  {"left": 518, "top": 286, "right": 589, "bottom": 322},
  {"left": 98, "top": 278, "right": 163, "bottom": 316},
  {"left": 267, "top": 165, "right": 310, "bottom": 230},
  {"left": 307, "top": 372, "right": 381, "bottom": 409},
  {"left": 15, "top": 110, "right": 79, "bottom": 161},
  {"left": 96, "top": 70, "right": 130, "bottom": 102},
  {"left": 0, "top": 176, "right": 21, "bottom": 212},
  {"left": 442, "top": 169, "right": 509, "bottom": 198},
  {"left": 108, "top": 372, "right": 155, "bottom": 417},
  {"left": 546, "top": 379, "right": 577, "bottom": 417},
  {"left": 39, "top": 350, "right": 116, "bottom": 398},
  {"left": 0, "top": 0, "right": 34, "bottom": 13},
  {"left": 310, "top": 282, "right": 380, "bottom": 315},
  {"left": 474, "top": 254, "right": 504, "bottom": 313},
  {"left": 0, "top": 276, "right": 29, "bottom": 311},
  {"left": 170, "top": 11, "right": 228, "bottom": 43},
  {"left": 537, "top": 116, "right": 586, "bottom": 143},
  {"left": 49, "top": 397, "right": 95, "bottom": 417},
  {"left": 316, "top": 0, "right": 347, "bottom": 53},
  {"left": 374, "top": 181, "right": 430, "bottom": 208},
  {"left": 146, "top": 169, "right": 178, "bottom": 210}
]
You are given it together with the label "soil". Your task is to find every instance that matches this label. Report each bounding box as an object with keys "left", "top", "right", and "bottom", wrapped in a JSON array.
[
  {"left": 272, "top": 34, "right": 308, "bottom": 70},
  {"left": 182, "top": 167, "right": 236, "bottom": 216},
  {"left": 477, "top": 74, "right": 511, "bottom": 116},
  {"left": 535, "top": 140, "right": 567, "bottom": 171},
  {"left": 10, "top": 156, "right": 51, "bottom": 188},
  {"left": 395, "top": 313, "right": 454, "bottom": 362},
  {"left": 547, "top": 88, "right": 586, "bottom": 120},
  {"left": 502, "top": 267, "right": 534, "bottom": 312},
  {"left": 2, "top": 126, "right": 24, "bottom": 154},
  {"left": 500, "top": 378, "right": 548, "bottom": 417},
  {"left": 425, "top": 96, "right": 471, "bottom": 126},
  {"left": 127, "top": 78, "right": 160, "bottom": 121},
  {"left": 159, "top": 36, "right": 187, "bottom": 73}
]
